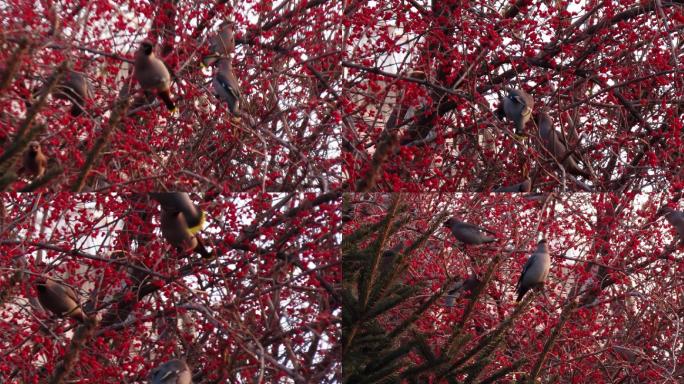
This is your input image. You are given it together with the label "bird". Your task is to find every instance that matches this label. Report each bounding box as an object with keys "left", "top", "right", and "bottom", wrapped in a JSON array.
[
  {"left": 134, "top": 41, "right": 175, "bottom": 111},
  {"left": 212, "top": 57, "right": 241, "bottom": 115},
  {"left": 202, "top": 21, "right": 235, "bottom": 66},
  {"left": 398, "top": 70, "right": 434, "bottom": 146},
  {"left": 35, "top": 277, "right": 86, "bottom": 322},
  {"left": 53, "top": 70, "right": 92, "bottom": 116},
  {"left": 494, "top": 178, "right": 532, "bottom": 192},
  {"left": 501, "top": 88, "right": 534, "bottom": 135},
  {"left": 377, "top": 243, "right": 404, "bottom": 278},
  {"left": 658, "top": 206, "right": 684, "bottom": 242},
  {"left": 445, "top": 276, "right": 481, "bottom": 307},
  {"left": 148, "top": 359, "right": 192, "bottom": 384},
  {"left": 153, "top": 193, "right": 211, "bottom": 258},
  {"left": 22, "top": 141, "right": 47, "bottom": 179},
  {"left": 537, "top": 112, "right": 592, "bottom": 179},
  {"left": 150, "top": 193, "right": 204, "bottom": 228},
  {"left": 444, "top": 217, "right": 497, "bottom": 245},
  {"left": 516, "top": 239, "right": 551, "bottom": 302}
]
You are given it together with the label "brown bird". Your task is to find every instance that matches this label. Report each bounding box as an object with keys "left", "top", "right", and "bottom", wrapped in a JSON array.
[
  {"left": 537, "top": 112, "right": 592, "bottom": 179},
  {"left": 53, "top": 70, "right": 92, "bottom": 116},
  {"left": 35, "top": 277, "right": 86, "bottom": 322},
  {"left": 160, "top": 206, "right": 211, "bottom": 258},
  {"left": 134, "top": 41, "right": 175, "bottom": 111},
  {"left": 22, "top": 141, "right": 47, "bottom": 178},
  {"left": 203, "top": 21, "right": 235, "bottom": 66}
]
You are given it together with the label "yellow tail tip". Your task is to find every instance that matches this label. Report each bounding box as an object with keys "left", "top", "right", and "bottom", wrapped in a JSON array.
[{"left": 187, "top": 210, "right": 206, "bottom": 235}]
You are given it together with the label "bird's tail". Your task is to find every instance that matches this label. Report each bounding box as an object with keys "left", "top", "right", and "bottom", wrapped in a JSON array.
[
  {"left": 158, "top": 90, "right": 176, "bottom": 111},
  {"left": 187, "top": 211, "right": 206, "bottom": 236},
  {"left": 70, "top": 104, "right": 84, "bottom": 116},
  {"left": 515, "top": 119, "right": 526, "bottom": 136},
  {"left": 195, "top": 236, "right": 213, "bottom": 259},
  {"left": 516, "top": 288, "right": 526, "bottom": 303}
]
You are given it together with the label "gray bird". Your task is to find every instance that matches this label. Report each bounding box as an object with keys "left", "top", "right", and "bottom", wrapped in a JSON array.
[
  {"left": 134, "top": 41, "right": 175, "bottom": 111},
  {"left": 148, "top": 359, "right": 192, "bottom": 384},
  {"left": 444, "top": 218, "right": 497, "bottom": 245},
  {"left": 212, "top": 57, "right": 241, "bottom": 115},
  {"left": 501, "top": 88, "right": 534, "bottom": 135},
  {"left": 494, "top": 178, "right": 532, "bottom": 192},
  {"left": 445, "top": 276, "right": 481, "bottom": 307},
  {"left": 53, "top": 70, "right": 92, "bottom": 116},
  {"left": 203, "top": 21, "right": 235, "bottom": 66},
  {"left": 537, "top": 112, "right": 591, "bottom": 179},
  {"left": 516, "top": 239, "right": 550, "bottom": 302},
  {"left": 35, "top": 277, "right": 86, "bottom": 322},
  {"left": 658, "top": 206, "right": 684, "bottom": 242}
]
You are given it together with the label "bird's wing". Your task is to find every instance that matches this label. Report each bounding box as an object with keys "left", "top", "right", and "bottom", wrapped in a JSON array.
[
  {"left": 517, "top": 254, "right": 537, "bottom": 289},
  {"left": 460, "top": 222, "right": 496, "bottom": 235},
  {"left": 215, "top": 73, "right": 240, "bottom": 100},
  {"left": 63, "top": 286, "right": 79, "bottom": 303}
]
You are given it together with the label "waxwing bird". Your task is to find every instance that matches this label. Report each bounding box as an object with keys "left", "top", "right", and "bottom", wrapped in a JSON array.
[
  {"left": 502, "top": 88, "right": 534, "bottom": 135},
  {"left": 160, "top": 209, "right": 211, "bottom": 258},
  {"left": 444, "top": 217, "right": 497, "bottom": 245},
  {"left": 658, "top": 206, "right": 684, "bottom": 242},
  {"left": 53, "top": 70, "right": 92, "bottom": 116},
  {"left": 134, "top": 41, "right": 175, "bottom": 111},
  {"left": 399, "top": 70, "right": 435, "bottom": 146},
  {"left": 22, "top": 141, "right": 47, "bottom": 178},
  {"left": 537, "top": 112, "right": 592, "bottom": 179},
  {"left": 445, "top": 276, "right": 481, "bottom": 307},
  {"left": 35, "top": 277, "right": 86, "bottom": 322},
  {"left": 516, "top": 239, "right": 550, "bottom": 302},
  {"left": 202, "top": 21, "right": 235, "bottom": 66},
  {"left": 148, "top": 359, "right": 192, "bottom": 384},
  {"left": 212, "top": 57, "right": 241, "bottom": 115},
  {"left": 153, "top": 193, "right": 211, "bottom": 258},
  {"left": 150, "top": 192, "right": 205, "bottom": 230},
  {"left": 379, "top": 243, "right": 403, "bottom": 278},
  {"left": 494, "top": 178, "right": 532, "bottom": 192}
]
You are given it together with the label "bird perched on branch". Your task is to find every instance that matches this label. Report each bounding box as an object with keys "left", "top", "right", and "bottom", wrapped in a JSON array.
[
  {"left": 537, "top": 112, "right": 592, "bottom": 179},
  {"left": 35, "top": 277, "right": 86, "bottom": 322},
  {"left": 499, "top": 88, "right": 534, "bottom": 136},
  {"left": 151, "top": 193, "right": 212, "bottom": 258},
  {"left": 444, "top": 217, "right": 497, "bottom": 245},
  {"left": 148, "top": 358, "right": 192, "bottom": 384},
  {"left": 212, "top": 57, "right": 241, "bottom": 116},
  {"left": 22, "top": 141, "right": 47, "bottom": 179},
  {"left": 53, "top": 70, "right": 92, "bottom": 116},
  {"left": 445, "top": 276, "right": 481, "bottom": 306},
  {"left": 658, "top": 206, "right": 684, "bottom": 243},
  {"left": 202, "top": 21, "right": 235, "bottom": 67},
  {"left": 134, "top": 41, "right": 175, "bottom": 112},
  {"left": 516, "top": 239, "right": 550, "bottom": 302}
]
